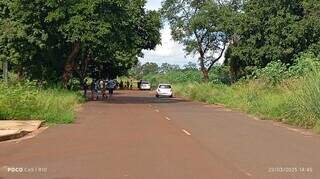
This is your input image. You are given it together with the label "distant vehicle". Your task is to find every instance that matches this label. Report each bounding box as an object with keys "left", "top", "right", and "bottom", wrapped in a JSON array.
[
  {"left": 156, "top": 84, "right": 173, "bottom": 98},
  {"left": 139, "top": 80, "right": 151, "bottom": 90}
]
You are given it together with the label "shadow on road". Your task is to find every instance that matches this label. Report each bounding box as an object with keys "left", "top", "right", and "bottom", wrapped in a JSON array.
[
  {"left": 84, "top": 90, "right": 188, "bottom": 104},
  {"left": 104, "top": 95, "right": 187, "bottom": 104}
]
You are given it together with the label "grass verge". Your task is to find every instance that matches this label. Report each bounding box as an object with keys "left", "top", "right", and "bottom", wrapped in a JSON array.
[
  {"left": 173, "top": 73, "right": 320, "bottom": 133},
  {"left": 0, "top": 81, "right": 84, "bottom": 124}
]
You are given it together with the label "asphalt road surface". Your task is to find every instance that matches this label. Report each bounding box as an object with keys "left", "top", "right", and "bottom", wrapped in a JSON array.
[{"left": 0, "top": 90, "right": 319, "bottom": 179}]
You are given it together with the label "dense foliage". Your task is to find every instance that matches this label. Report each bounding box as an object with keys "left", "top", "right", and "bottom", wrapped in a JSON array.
[
  {"left": 227, "top": 0, "right": 320, "bottom": 79},
  {"left": 0, "top": 0, "right": 161, "bottom": 87},
  {"left": 161, "top": 0, "right": 235, "bottom": 81},
  {"left": 161, "top": 0, "right": 320, "bottom": 81}
]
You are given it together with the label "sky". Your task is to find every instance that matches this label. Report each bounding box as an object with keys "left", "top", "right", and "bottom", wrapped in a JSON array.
[{"left": 139, "top": 0, "right": 198, "bottom": 66}]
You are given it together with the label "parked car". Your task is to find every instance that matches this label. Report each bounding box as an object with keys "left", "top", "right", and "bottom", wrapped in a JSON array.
[
  {"left": 156, "top": 84, "right": 173, "bottom": 98},
  {"left": 139, "top": 80, "right": 151, "bottom": 90}
]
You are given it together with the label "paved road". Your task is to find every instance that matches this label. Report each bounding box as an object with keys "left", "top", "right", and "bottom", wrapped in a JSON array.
[{"left": 0, "top": 90, "right": 319, "bottom": 179}]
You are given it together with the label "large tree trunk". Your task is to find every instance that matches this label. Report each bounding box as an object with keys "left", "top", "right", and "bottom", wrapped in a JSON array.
[
  {"left": 201, "top": 69, "right": 209, "bottom": 82},
  {"left": 199, "top": 54, "right": 209, "bottom": 82},
  {"left": 63, "top": 42, "right": 81, "bottom": 88}
]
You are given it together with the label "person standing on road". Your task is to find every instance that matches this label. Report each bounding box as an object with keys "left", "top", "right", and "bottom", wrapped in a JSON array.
[
  {"left": 83, "top": 79, "right": 88, "bottom": 98},
  {"left": 99, "top": 79, "right": 104, "bottom": 96},
  {"left": 94, "top": 80, "right": 99, "bottom": 100},
  {"left": 90, "top": 80, "right": 96, "bottom": 100},
  {"left": 107, "top": 79, "right": 115, "bottom": 96},
  {"left": 137, "top": 80, "right": 141, "bottom": 89},
  {"left": 130, "top": 80, "right": 133, "bottom": 90},
  {"left": 119, "top": 80, "right": 124, "bottom": 90},
  {"left": 101, "top": 80, "right": 107, "bottom": 100},
  {"left": 126, "top": 81, "right": 130, "bottom": 90}
]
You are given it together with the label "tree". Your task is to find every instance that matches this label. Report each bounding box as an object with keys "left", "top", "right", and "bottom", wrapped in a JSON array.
[
  {"left": 0, "top": 0, "right": 161, "bottom": 87},
  {"left": 141, "top": 62, "right": 159, "bottom": 75},
  {"left": 160, "top": 63, "right": 180, "bottom": 73},
  {"left": 183, "top": 62, "right": 198, "bottom": 70},
  {"left": 0, "top": 0, "right": 49, "bottom": 79},
  {"left": 227, "top": 0, "right": 320, "bottom": 79},
  {"left": 161, "top": 0, "right": 231, "bottom": 81},
  {"left": 50, "top": 0, "right": 161, "bottom": 86},
  {"left": 129, "top": 62, "right": 143, "bottom": 79}
]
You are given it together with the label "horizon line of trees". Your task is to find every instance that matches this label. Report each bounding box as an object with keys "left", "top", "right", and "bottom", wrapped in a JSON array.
[{"left": 129, "top": 61, "right": 199, "bottom": 79}]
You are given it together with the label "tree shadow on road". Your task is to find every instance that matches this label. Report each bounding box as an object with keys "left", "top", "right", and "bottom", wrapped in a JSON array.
[{"left": 102, "top": 95, "right": 188, "bottom": 104}]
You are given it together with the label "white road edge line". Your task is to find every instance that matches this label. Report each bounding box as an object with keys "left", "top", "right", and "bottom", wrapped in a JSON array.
[
  {"left": 273, "top": 123, "right": 314, "bottom": 137},
  {"left": 245, "top": 172, "right": 253, "bottom": 177},
  {"left": 235, "top": 165, "right": 253, "bottom": 177},
  {"left": 182, "top": 129, "right": 191, "bottom": 136},
  {"left": 165, "top": 117, "right": 171, "bottom": 121},
  {"left": 155, "top": 109, "right": 160, "bottom": 113}
]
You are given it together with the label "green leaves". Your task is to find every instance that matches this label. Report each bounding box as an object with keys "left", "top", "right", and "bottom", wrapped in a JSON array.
[
  {"left": 0, "top": 0, "right": 161, "bottom": 83},
  {"left": 162, "top": 0, "right": 234, "bottom": 81},
  {"left": 229, "top": 0, "right": 320, "bottom": 70}
]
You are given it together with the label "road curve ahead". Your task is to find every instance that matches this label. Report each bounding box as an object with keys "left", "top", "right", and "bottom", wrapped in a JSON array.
[{"left": 0, "top": 90, "right": 319, "bottom": 179}]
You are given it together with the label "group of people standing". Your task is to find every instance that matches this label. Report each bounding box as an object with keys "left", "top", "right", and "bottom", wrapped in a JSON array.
[
  {"left": 83, "top": 79, "right": 136, "bottom": 101},
  {"left": 83, "top": 79, "right": 117, "bottom": 100}
]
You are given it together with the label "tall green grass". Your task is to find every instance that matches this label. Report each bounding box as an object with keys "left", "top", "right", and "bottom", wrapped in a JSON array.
[
  {"left": 286, "top": 71, "right": 320, "bottom": 130},
  {"left": 145, "top": 56, "right": 320, "bottom": 133},
  {"left": 174, "top": 82, "right": 289, "bottom": 120},
  {"left": 173, "top": 72, "right": 320, "bottom": 133},
  {"left": 0, "top": 81, "right": 84, "bottom": 124}
]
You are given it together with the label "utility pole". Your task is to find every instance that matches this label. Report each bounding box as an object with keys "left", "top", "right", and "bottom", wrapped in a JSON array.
[{"left": 3, "top": 59, "right": 8, "bottom": 83}]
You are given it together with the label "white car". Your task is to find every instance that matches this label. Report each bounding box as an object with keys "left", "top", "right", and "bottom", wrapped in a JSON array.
[
  {"left": 140, "top": 81, "right": 151, "bottom": 90},
  {"left": 156, "top": 84, "right": 173, "bottom": 98}
]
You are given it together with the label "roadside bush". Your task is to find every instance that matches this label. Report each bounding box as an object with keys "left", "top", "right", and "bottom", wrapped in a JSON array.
[
  {"left": 252, "top": 61, "right": 289, "bottom": 86},
  {"left": 209, "top": 66, "right": 231, "bottom": 84},
  {"left": 166, "top": 70, "right": 202, "bottom": 83},
  {"left": 288, "top": 53, "right": 320, "bottom": 77},
  {"left": 286, "top": 70, "right": 320, "bottom": 130},
  {"left": 0, "top": 81, "right": 84, "bottom": 123},
  {"left": 173, "top": 82, "right": 289, "bottom": 120}
]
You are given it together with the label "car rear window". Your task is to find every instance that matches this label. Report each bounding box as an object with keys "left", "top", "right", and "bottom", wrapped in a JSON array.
[
  {"left": 141, "top": 81, "right": 149, "bottom": 84},
  {"left": 159, "top": 85, "right": 171, "bottom": 89}
]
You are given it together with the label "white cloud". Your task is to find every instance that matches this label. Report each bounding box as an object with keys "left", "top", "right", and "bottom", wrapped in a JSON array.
[
  {"left": 139, "top": 0, "right": 198, "bottom": 66},
  {"left": 145, "top": 0, "right": 162, "bottom": 10},
  {"left": 139, "top": 24, "right": 198, "bottom": 66}
]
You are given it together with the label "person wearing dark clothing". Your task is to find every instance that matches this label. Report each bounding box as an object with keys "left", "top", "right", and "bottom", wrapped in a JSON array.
[
  {"left": 137, "top": 81, "right": 141, "bottom": 89},
  {"left": 83, "top": 79, "right": 88, "bottom": 98},
  {"left": 90, "top": 80, "right": 99, "bottom": 100},
  {"left": 107, "top": 80, "right": 116, "bottom": 95},
  {"left": 119, "top": 80, "right": 124, "bottom": 90},
  {"left": 126, "top": 81, "right": 130, "bottom": 90},
  {"left": 90, "top": 80, "right": 96, "bottom": 100},
  {"left": 94, "top": 80, "right": 99, "bottom": 99},
  {"left": 130, "top": 80, "right": 133, "bottom": 90}
]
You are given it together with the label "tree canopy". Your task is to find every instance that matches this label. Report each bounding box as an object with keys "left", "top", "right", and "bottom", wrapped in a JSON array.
[
  {"left": 161, "top": 0, "right": 320, "bottom": 81},
  {"left": 225, "top": 0, "right": 320, "bottom": 79},
  {"left": 0, "top": 0, "right": 161, "bottom": 86},
  {"left": 161, "top": 0, "right": 238, "bottom": 81}
]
